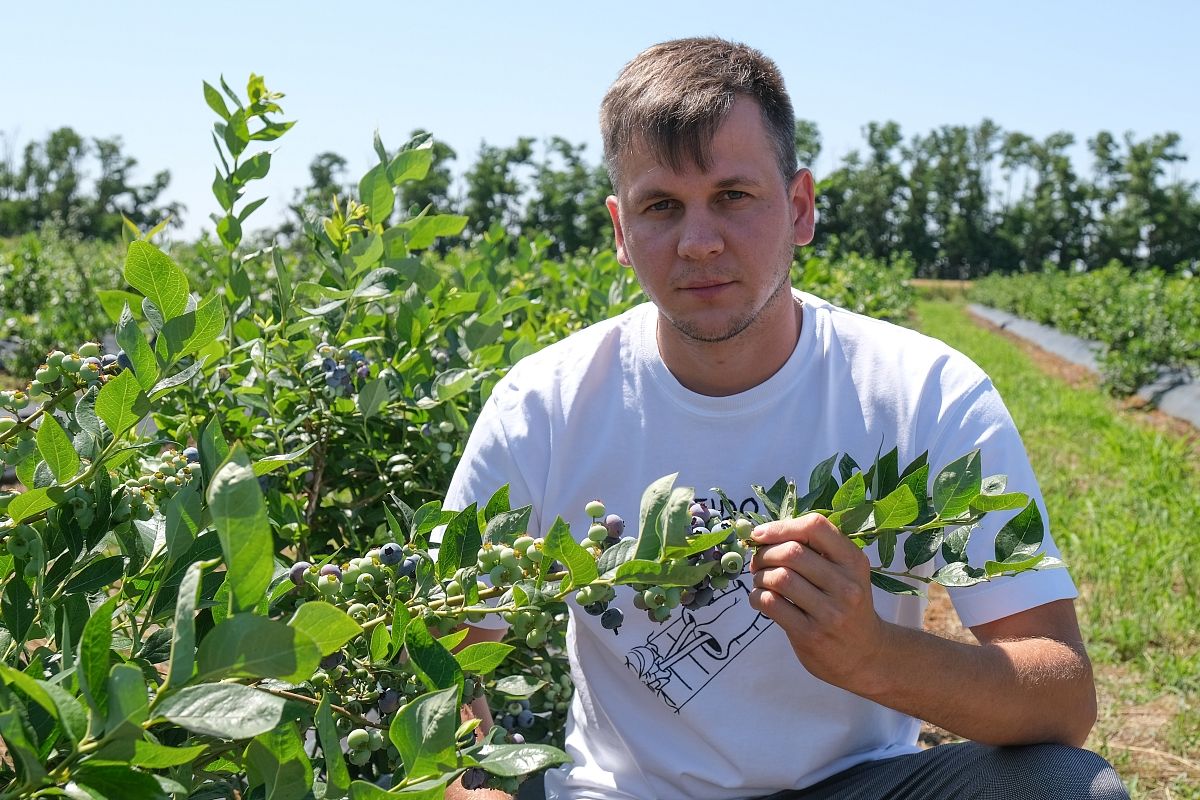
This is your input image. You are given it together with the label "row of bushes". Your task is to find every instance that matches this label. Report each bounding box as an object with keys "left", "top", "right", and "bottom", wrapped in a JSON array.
[{"left": 970, "top": 265, "right": 1199, "bottom": 395}]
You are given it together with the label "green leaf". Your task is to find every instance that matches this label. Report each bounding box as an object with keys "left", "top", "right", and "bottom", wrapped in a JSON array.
[
  {"left": 117, "top": 303, "right": 160, "bottom": 391},
  {"left": 437, "top": 504, "right": 481, "bottom": 580},
  {"left": 72, "top": 764, "right": 165, "bottom": 798},
  {"left": 252, "top": 441, "right": 317, "bottom": 476},
  {"left": 0, "top": 664, "right": 87, "bottom": 746},
  {"left": 79, "top": 595, "right": 118, "bottom": 726},
  {"left": 542, "top": 516, "right": 598, "bottom": 591},
  {"left": 405, "top": 214, "right": 468, "bottom": 251},
  {"left": 491, "top": 675, "right": 545, "bottom": 698},
  {"left": 899, "top": 463, "right": 931, "bottom": 521},
  {"left": 166, "top": 560, "right": 203, "bottom": 690},
  {"left": 931, "top": 561, "right": 988, "bottom": 588},
  {"left": 477, "top": 743, "right": 572, "bottom": 777},
  {"left": 207, "top": 444, "right": 274, "bottom": 613},
  {"left": 200, "top": 416, "right": 229, "bottom": 485},
  {"left": 0, "top": 707, "right": 46, "bottom": 783},
  {"left": 807, "top": 453, "right": 838, "bottom": 493},
  {"left": 985, "top": 552, "right": 1045, "bottom": 578},
  {"left": 994, "top": 499, "right": 1045, "bottom": 562},
  {"left": 388, "top": 146, "right": 434, "bottom": 185},
  {"left": 829, "top": 501, "right": 874, "bottom": 534},
  {"left": 196, "top": 613, "right": 321, "bottom": 683},
  {"left": 36, "top": 414, "right": 80, "bottom": 482},
  {"left": 404, "top": 617, "right": 462, "bottom": 693},
  {"left": 316, "top": 694, "right": 350, "bottom": 800},
  {"left": 433, "top": 368, "right": 475, "bottom": 401},
  {"left": 876, "top": 531, "right": 897, "bottom": 568},
  {"left": 871, "top": 485, "right": 919, "bottom": 529},
  {"left": 869, "top": 571, "right": 921, "bottom": 596},
  {"left": 868, "top": 447, "right": 900, "bottom": 500},
  {"left": 98, "top": 288, "right": 146, "bottom": 324},
  {"left": 2, "top": 575, "right": 34, "bottom": 641},
  {"left": 288, "top": 601, "right": 362, "bottom": 656},
  {"left": 124, "top": 240, "right": 189, "bottom": 320},
  {"left": 831, "top": 472, "right": 865, "bottom": 512},
  {"left": 388, "top": 686, "right": 460, "bottom": 781},
  {"left": 245, "top": 723, "right": 313, "bottom": 800},
  {"left": 970, "top": 491, "right": 1029, "bottom": 512},
  {"left": 359, "top": 163, "right": 394, "bottom": 225},
  {"left": 149, "top": 357, "right": 208, "bottom": 399},
  {"left": 63, "top": 555, "right": 126, "bottom": 595},
  {"left": 614, "top": 558, "right": 714, "bottom": 588},
  {"left": 6, "top": 485, "right": 67, "bottom": 523},
  {"left": 163, "top": 483, "right": 201, "bottom": 569},
  {"left": 155, "top": 683, "right": 288, "bottom": 739},
  {"left": 482, "top": 506, "right": 532, "bottom": 546},
  {"left": 357, "top": 378, "right": 391, "bottom": 419},
  {"left": 635, "top": 473, "right": 675, "bottom": 561},
  {"left": 597, "top": 537, "right": 638, "bottom": 576},
  {"left": 213, "top": 168, "right": 238, "bottom": 211},
  {"left": 234, "top": 151, "right": 272, "bottom": 184},
  {"left": 128, "top": 740, "right": 208, "bottom": 768},
  {"left": 182, "top": 295, "right": 225, "bottom": 356},
  {"left": 454, "top": 642, "right": 514, "bottom": 675},
  {"left": 74, "top": 386, "right": 103, "bottom": 438},
  {"left": 932, "top": 449, "right": 982, "bottom": 518},
  {"left": 902, "top": 530, "right": 943, "bottom": 570},
  {"left": 96, "top": 370, "right": 152, "bottom": 436},
  {"left": 105, "top": 663, "right": 148, "bottom": 737},
  {"left": 204, "top": 81, "right": 231, "bottom": 120}
]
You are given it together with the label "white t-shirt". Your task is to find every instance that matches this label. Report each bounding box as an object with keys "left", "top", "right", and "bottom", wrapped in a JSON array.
[{"left": 445, "top": 291, "right": 1077, "bottom": 800}]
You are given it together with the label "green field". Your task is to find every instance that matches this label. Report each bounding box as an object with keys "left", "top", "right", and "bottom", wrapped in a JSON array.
[{"left": 914, "top": 298, "right": 1200, "bottom": 799}]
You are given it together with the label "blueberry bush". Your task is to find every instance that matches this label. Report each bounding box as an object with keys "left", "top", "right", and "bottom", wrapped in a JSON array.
[
  {"left": 971, "top": 265, "right": 1199, "bottom": 395},
  {"left": 0, "top": 76, "right": 1063, "bottom": 798}
]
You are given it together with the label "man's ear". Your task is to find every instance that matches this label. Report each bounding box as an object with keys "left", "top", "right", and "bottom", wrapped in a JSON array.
[
  {"left": 606, "top": 195, "right": 632, "bottom": 266},
  {"left": 789, "top": 169, "right": 816, "bottom": 247}
]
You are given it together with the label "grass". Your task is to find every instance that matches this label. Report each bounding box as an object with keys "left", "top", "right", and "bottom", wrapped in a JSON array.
[{"left": 912, "top": 298, "right": 1199, "bottom": 798}]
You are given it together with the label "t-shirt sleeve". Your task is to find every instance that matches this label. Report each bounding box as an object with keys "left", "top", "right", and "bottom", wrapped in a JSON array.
[{"left": 927, "top": 376, "right": 1078, "bottom": 629}]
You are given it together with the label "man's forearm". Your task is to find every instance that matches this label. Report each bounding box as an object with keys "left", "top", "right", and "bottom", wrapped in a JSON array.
[
  {"left": 444, "top": 694, "right": 513, "bottom": 800},
  {"left": 850, "top": 622, "right": 1097, "bottom": 747}
]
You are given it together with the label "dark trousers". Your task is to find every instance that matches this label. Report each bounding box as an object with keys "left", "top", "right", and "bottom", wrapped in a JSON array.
[{"left": 520, "top": 743, "right": 1129, "bottom": 799}]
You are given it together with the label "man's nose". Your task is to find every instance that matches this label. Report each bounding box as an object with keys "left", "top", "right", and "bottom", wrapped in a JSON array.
[{"left": 676, "top": 210, "right": 724, "bottom": 261}]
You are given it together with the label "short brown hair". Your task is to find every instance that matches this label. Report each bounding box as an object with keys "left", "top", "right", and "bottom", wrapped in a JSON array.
[{"left": 600, "top": 37, "right": 797, "bottom": 191}]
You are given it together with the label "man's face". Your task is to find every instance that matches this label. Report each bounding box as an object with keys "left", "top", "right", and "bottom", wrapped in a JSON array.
[{"left": 606, "top": 97, "right": 815, "bottom": 347}]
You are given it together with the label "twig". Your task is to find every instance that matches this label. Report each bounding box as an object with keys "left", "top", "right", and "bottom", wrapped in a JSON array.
[{"left": 1106, "top": 741, "right": 1199, "bottom": 771}]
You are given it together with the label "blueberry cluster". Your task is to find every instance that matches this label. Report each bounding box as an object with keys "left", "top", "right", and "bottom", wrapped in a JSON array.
[
  {"left": 0, "top": 423, "right": 35, "bottom": 467},
  {"left": 315, "top": 342, "right": 370, "bottom": 397},
  {"left": 418, "top": 419, "right": 459, "bottom": 465},
  {"left": 4, "top": 524, "right": 44, "bottom": 577},
  {"left": 26, "top": 342, "right": 114, "bottom": 398},
  {"left": 123, "top": 448, "right": 200, "bottom": 502},
  {"left": 345, "top": 726, "right": 387, "bottom": 767}
]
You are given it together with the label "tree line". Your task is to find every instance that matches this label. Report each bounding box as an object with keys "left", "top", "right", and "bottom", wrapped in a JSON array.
[{"left": 5, "top": 121, "right": 1198, "bottom": 278}]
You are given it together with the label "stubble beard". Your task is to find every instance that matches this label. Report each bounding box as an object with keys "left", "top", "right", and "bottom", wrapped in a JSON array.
[{"left": 662, "top": 262, "right": 794, "bottom": 345}]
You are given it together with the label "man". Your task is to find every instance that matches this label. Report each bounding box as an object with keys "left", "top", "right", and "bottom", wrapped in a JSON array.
[{"left": 447, "top": 37, "right": 1127, "bottom": 799}]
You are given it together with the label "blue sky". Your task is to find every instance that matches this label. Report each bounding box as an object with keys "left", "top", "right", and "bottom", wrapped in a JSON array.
[{"left": 3, "top": 1, "right": 1197, "bottom": 239}]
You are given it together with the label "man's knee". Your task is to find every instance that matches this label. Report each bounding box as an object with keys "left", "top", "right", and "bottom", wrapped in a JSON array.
[{"left": 992, "top": 743, "right": 1128, "bottom": 800}]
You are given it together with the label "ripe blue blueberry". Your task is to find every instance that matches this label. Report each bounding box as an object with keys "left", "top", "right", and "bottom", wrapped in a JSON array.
[
  {"left": 516, "top": 709, "right": 535, "bottom": 728},
  {"left": 379, "top": 542, "right": 403, "bottom": 565},
  {"left": 584, "top": 601, "right": 607, "bottom": 616},
  {"left": 319, "top": 564, "right": 343, "bottom": 579},
  {"left": 461, "top": 768, "right": 487, "bottom": 791},
  {"left": 289, "top": 561, "right": 312, "bottom": 586},
  {"left": 600, "top": 607, "right": 624, "bottom": 630},
  {"left": 182, "top": 446, "right": 200, "bottom": 463},
  {"left": 398, "top": 555, "right": 419, "bottom": 578},
  {"left": 378, "top": 688, "right": 401, "bottom": 714}
]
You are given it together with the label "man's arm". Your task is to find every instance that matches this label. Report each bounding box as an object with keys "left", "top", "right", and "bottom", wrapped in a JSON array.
[
  {"left": 748, "top": 515, "right": 1097, "bottom": 747},
  {"left": 445, "top": 625, "right": 515, "bottom": 800}
]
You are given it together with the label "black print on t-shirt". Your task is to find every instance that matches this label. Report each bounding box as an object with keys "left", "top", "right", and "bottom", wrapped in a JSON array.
[{"left": 623, "top": 570, "right": 772, "bottom": 713}]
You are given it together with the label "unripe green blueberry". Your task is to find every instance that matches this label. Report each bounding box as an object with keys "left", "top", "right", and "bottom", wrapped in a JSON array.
[
  {"left": 28, "top": 381, "right": 45, "bottom": 397},
  {"left": 356, "top": 573, "right": 374, "bottom": 591},
  {"left": 35, "top": 365, "right": 59, "bottom": 384},
  {"left": 651, "top": 605, "right": 672, "bottom": 622},
  {"left": 643, "top": 587, "right": 666, "bottom": 608},
  {"left": 489, "top": 564, "right": 507, "bottom": 586},
  {"left": 60, "top": 354, "right": 82, "bottom": 373},
  {"left": 721, "top": 551, "right": 745, "bottom": 574},
  {"left": 735, "top": 518, "right": 754, "bottom": 538},
  {"left": 526, "top": 627, "right": 548, "bottom": 647},
  {"left": 664, "top": 587, "right": 683, "bottom": 608},
  {"left": 632, "top": 591, "right": 648, "bottom": 610},
  {"left": 368, "top": 729, "right": 385, "bottom": 751},
  {"left": 513, "top": 535, "right": 535, "bottom": 554},
  {"left": 585, "top": 500, "right": 606, "bottom": 518},
  {"left": 347, "top": 747, "right": 371, "bottom": 766},
  {"left": 525, "top": 544, "right": 544, "bottom": 563},
  {"left": 587, "top": 524, "right": 608, "bottom": 543},
  {"left": 46, "top": 350, "right": 66, "bottom": 368},
  {"left": 438, "top": 420, "right": 455, "bottom": 434},
  {"left": 446, "top": 579, "right": 463, "bottom": 598},
  {"left": 78, "top": 342, "right": 101, "bottom": 358},
  {"left": 347, "top": 603, "right": 368, "bottom": 620}
]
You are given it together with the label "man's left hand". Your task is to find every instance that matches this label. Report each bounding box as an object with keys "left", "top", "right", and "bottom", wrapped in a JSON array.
[{"left": 747, "top": 514, "right": 892, "bottom": 692}]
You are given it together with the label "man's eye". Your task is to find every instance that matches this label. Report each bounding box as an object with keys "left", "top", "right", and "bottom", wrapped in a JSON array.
[
  {"left": 723, "top": 190, "right": 748, "bottom": 201},
  {"left": 648, "top": 200, "right": 674, "bottom": 212}
]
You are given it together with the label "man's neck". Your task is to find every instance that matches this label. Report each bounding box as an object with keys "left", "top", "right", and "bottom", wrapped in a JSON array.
[{"left": 655, "top": 293, "right": 803, "bottom": 397}]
